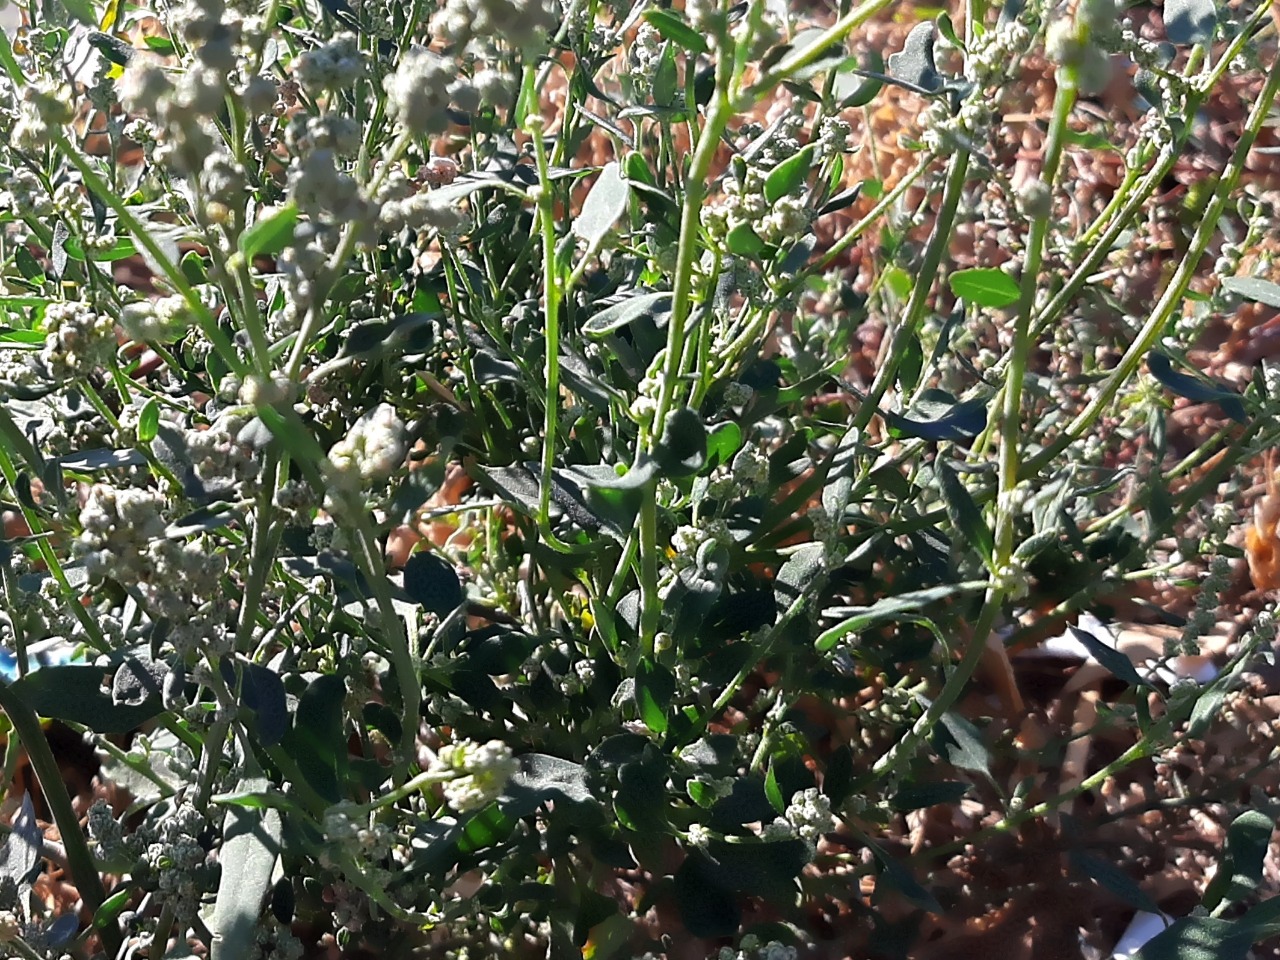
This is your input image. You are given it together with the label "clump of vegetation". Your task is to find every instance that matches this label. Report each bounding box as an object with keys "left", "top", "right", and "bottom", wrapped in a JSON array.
[{"left": 0, "top": 0, "right": 1278, "bottom": 956}]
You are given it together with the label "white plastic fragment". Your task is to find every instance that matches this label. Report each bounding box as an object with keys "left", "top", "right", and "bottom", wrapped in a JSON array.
[{"left": 1110, "top": 910, "right": 1174, "bottom": 959}]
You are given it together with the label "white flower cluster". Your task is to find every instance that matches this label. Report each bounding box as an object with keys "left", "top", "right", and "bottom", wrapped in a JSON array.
[
  {"left": 142, "top": 802, "right": 211, "bottom": 922},
  {"left": 11, "top": 80, "right": 73, "bottom": 151},
  {"left": 963, "top": 15, "right": 1034, "bottom": 88},
  {"left": 86, "top": 799, "right": 126, "bottom": 860},
  {"left": 293, "top": 34, "right": 366, "bottom": 96},
  {"left": 117, "top": 6, "right": 243, "bottom": 178},
  {"left": 75, "top": 484, "right": 168, "bottom": 585},
  {"left": 685, "top": 822, "right": 712, "bottom": 848},
  {"left": 704, "top": 163, "right": 813, "bottom": 245},
  {"left": 40, "top": 300, "right": 117, "bottom": 379},
  {"left": 433, "top": 739, "right": 519, "bottom": 813},
  {"left": 714, "top": 937, "right": 799, "bottom": 960},
  {"left": 625, "top": 24, "right": 663, "bottom": 98},
  {"left": 784, "top": 787, "right": 834, "bottom": 842},
  {"left": 378, "top": 190, "right": 471, "bottom": 237},
  {"left": 285, "top": 113, "right": 362, "bottom": 158},
  {"left": 0, "top": 169, "right": 54, "bottom": 219},
  {"left": 288, "top": 148, "right": 374, "bottom": 226},
  {"left": 431, "top": 0, "right": 560, "bottom": 52},
  {"left": 1175, "top": 554, "right": 1232, "bottom": 656},
  {"left": 187, "top": 409, "right": 262, "bottom": 491},
  {"left": 120, "top": 295, "right": 195, "bottom": 344},
  {"left": 327, "top": 403, "right": 407, "bottom": 486},
  {"left": 383, "top": 48, "right": 467, "bottom": 136},
  {"left": 321, "top": 802, "right": 394, "bottom": 867}
]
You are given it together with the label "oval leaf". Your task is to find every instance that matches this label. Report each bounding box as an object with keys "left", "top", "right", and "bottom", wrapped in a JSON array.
[
  {"left": 572, "top": 161, "right": 630, "bottom": 249},
  {"left": 403, "top": 551, "right": 464, "bottom": 616},
  {"left": 641, "top": 8, "right": 708, "bottom": 54},
  {"left": 239, "top": 204, "right": 298, "bottom": 260},
  {"left": 949, "top": 267, "right": 1020, "bottom": 308},
  {"left": 1221, "top": 276, "right": 1280, "bottom": 309}
]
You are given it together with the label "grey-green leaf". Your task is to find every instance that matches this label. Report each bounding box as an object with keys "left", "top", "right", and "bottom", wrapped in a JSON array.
[
  {"left": 211, "top": 777, "right": 282, "bottom": 960},
  {"left": 1221, "top": 276, "right": 1280, "bottom": 309},
  {"left": 573, "top": 162, "right": 630, "bottom": 249},
  {"left": 1163, "top": 0, "right": 1216, "bottom": 45}
]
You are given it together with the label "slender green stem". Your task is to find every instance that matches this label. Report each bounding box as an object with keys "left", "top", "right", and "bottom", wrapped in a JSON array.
[
  {"left": 0, "top": 682, "right": 120, "bottom": 955},
  {"left": 1024, "top": 50, "right": 1280, "bottom": 477},
  {"left": 637, "top": 491, "right": 659, "bottom": 662},
  {"left": 871, "top": 585, "right": 1005, "bottom": 779},
  {"left": 648, "top": 45, "right": 733, "bottom": 446},
  {"left": 151, "top": 899, "right": 179, "bottom": 957},
  {"left": 993, "top": 72, "right": 1076, "bottom": 571},
  {"left": 854, "top": 150, "right": 971, "bottom": 432},
  {"left": 527, "top": 118, "right": 575, "bottom": 554},
  {"left": 53, "top": 134, "right": 247, "bottom": 379},
  {"left": 233, "top": 452, "right": 282, "bottom": 653},
  {"left": 743, "top": 0, "right": 896, "bottom": 103}
]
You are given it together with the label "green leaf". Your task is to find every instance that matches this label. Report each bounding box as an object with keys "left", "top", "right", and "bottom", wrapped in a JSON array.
[
  {"left": 1064, "top": 128, "right": 1121, "bottom": 152},
  {"left": 886, "top": 390, "right": 987, "bottom": 441},
  {"left": 137, "top": 398, "right": 159, "bottom": 443},
  {"left": 936, "top": 460, "right": 993, "bottom": 565},
  {"left": 281, "top": 674, "right": 348, "bottom": 804},
  {"left": 572, "top": 161, "right": 630, "bottom": 249},
  {"left": 1067, "top": 623, "right": 1148, "bottom": 688},
  {"left": 889, "top": 780, "right": 970, "bottom": 812},
  {"left": 50, "top": 221, "right": 68, "bottom": 279},
  {"left": 702, "top": 421, "right": 742, "bottom": 473},
  {"left": 887, "top": 21, "right": 942, "bottom": 92},
  {"left": 0, "top": 329, "right": 44, "bottom": 344},
  {"left": 583, "top": 291, "right": 672, "bottom": 337},
  {"left": 764, "top": 144, "right": 817, "bottom": 205},
  {"left": 1146, "top": 351, "right": 1246, "bottom": 424},
  {"left": 774, "top": 542, "right": 825, "bottom": 619},
  {"left": 238, "top": 203, "right": 298, "bottom": 260},
  {"left": 833, "top": 52, "right": 885, "bottom": 108},
  {"left": 935, "top": 11, "right": 964, "bottom": 50},
  {"left": 764, "top": 762, "right": 785, "bottom": 814},
  {"left": 143, "top": 35, "right": 176, "bottom": 54},
  {"left": 652, "top": 43, "right": 679, "bottom": 107},
  {"left": 949, "top": 267, "right": 1020, "bottom": 308},
  {"left": 9, "top": 665, "right": 164, "bottom": 732},
  {"left": 1221, "top": 276, "right": 1280, "bottom": 309},
  {"left": 55, "top": 448, "right": 147, "bottom": 471},
  {"left": 63, "top": 235, "right": 137, "bottom": 262},
  {"left": 654, "top": 407, "right": 707, "bottom": 477},
  {"left": 675, "top": 853, "right": 741, "bottom": 938},
  {"left": 814, "top": 586, "right": 972, "bottom": 655},
  {"left": 816, "top": 182, "right": 863, "bottom": 218},
  {"left": 641, "top": 8, "right": 708, "bottom": 54},
  {"left": 181, "top": 250, "right": 208, "bottom": 284},
  {"left": 1187, "top": 683, "right": 1226, "bottom": 739},
  {"left": 15, "top": 246, "right": 44, "bottom": 282},
  {"left": 1069, "top": 850, "right": 1162, "bottom": 915},
  {"left": 210, "top": 777, "right": 282, "bottom": 960},
  {"left": 931, "top": 709, "right": 992, "bottom": 780},
  {"left": 1202, "top": 811, "right": 1274, "bottom": 911},
  {"left": 883, "top": 264, "right": 912, "bottom": 299},
  {"left": 402, "top": 551, "right": 464, "bottom": 616},
  {"left": 725, "top": 223, "right": 765, "bottom": 258},
  {"left": 871, "top": 844, "right": 940, "bottom": 912},
  {"left": 1132, "top": 916, "right": 1253, "bottom": 960},
  {"left": 635, "top": 659, "right": 674, "bottom": 735},
  {"left": 87, "top": 31, "right": 134, "bottom": 66}
]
